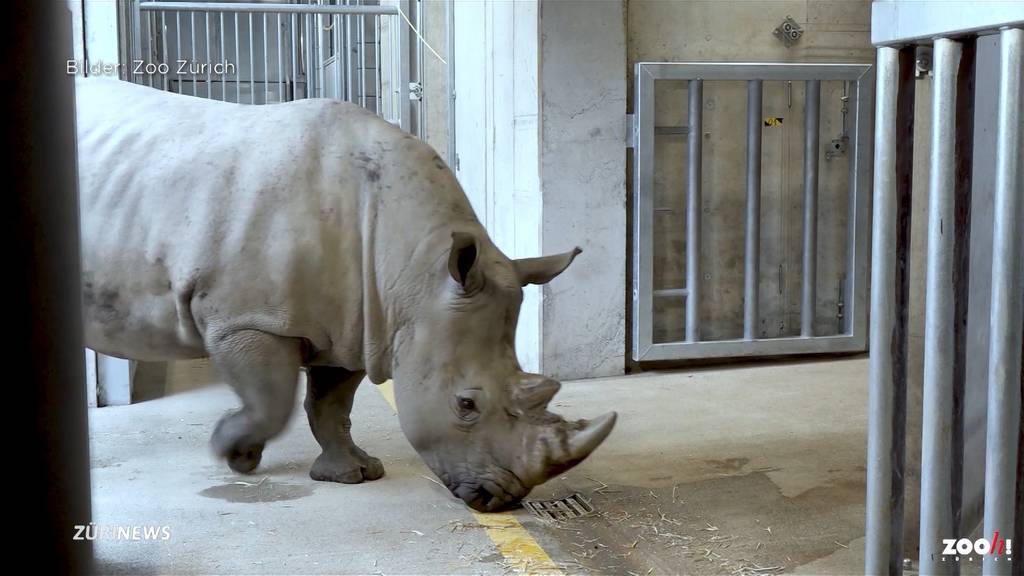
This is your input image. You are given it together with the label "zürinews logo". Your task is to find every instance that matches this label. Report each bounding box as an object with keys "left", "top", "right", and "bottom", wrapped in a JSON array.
[{"left": 941, "top": 531, "right": 1013, "bottom": 564}]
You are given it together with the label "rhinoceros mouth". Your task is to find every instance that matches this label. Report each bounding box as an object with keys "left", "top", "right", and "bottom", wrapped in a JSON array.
[{"left": 445, "top": 466, "right": 528, "bottom": 512}]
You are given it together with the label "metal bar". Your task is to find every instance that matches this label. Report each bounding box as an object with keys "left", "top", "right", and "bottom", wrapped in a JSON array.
[
  {"left": 632, "top": 65, "right": 656, "bottom": 360},
  {"left": 359, "top": 14, "right": 366, "bottom": 107},
  {"left": 139, "top": 2, "right": 399, "bottom": 15},
  {"left": 334, "top": 14, "right": 342, "bottom": 100},
  {"left": 635, "top": 62, "right": 871, "bottom": 82},
  {"left": 685, "top": 79, "right": 703, "bottom": 343},
  {"left": 416, "top": 0, "right": 425, "bottom": 137},
  {"left": 234, "top": 13, "right": 240, "bottom": 102},
  {"left": 743, "top": 80, "right": 762, "bottom": 340},
  {"left": 801, "top": 79, "right": 820, "bottom": 337},
  {"left": 278, "top": 14, "right": 283, "bottom": 103},
  {"left": 161, "top": 12, "right": 168, "bottom": 90},
  {"left": 950, "top": 36, "right": 977, "bottom": 565},
  {"left": 982, "top": 26, "right": 1023, "bottom": 576},
  {"left": 220, "top": 13, "right": 226, "bottom": 101},
  {"left": 919, "top": 37, "right": 961, "bottom": 576},
  {"left": 205, "top": 13, "right": 211, "bottom": 98},
  {"left": 346, "top": 6, "right": 354, "bottom": 102},
  {"left": 864, "top": 46, "right": 916, "bottom": 576},
  {"left": 249, "top": 13, "right": 254, "bottom": 104},
  {"left": 871, "top": 1, "right": 1024, "bottom": 47},
  {"left": 130, "top": 0, "right": 142, "bottom": 82},
  {"left": 654, "top": 289, "right": 689, "bottom": 298},
  {"left": 446, "top": 0, "right": 455, "bottom": 161},
  {"left": 639, "top": 334, "right": 865, "bottom": 362},
  {"left": 375, "top": 15, "right": 381, "bottom": 113},
  {"left": 262, "top": 13, "right": 268, "bottom": 103},
  {"left": 175, "top": 11, "right": 181, "bottom": 93},
  {"left": 291, "top": 13, "right": 298, "bottom": 100},
  {"left": 190, "top": 12, "right": 197, "bottom": 94},
  {"left": 398, "top": 2, "right": 411, "bottom": 131}
]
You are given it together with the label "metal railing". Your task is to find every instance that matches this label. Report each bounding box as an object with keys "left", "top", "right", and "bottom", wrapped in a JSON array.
[
  {"left": 865, "top": 2, "right": 1023, "bottom": 575},
  {"left": 631, "top": 62, "right": 873, "bottom": 362},
  {"left": 121, "top": 1, "right": 411, "bottom": 130}
]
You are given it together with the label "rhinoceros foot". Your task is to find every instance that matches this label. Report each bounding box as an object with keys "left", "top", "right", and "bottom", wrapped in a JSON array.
[
  {"left": 310, "top": 449, "right": 385, "bottom": 484},
  {"left": 304, "top": 366, "right": 385, "bottom": 484},
  {"left": 211, "top": 410, "right": 267, "bottom": 474}
]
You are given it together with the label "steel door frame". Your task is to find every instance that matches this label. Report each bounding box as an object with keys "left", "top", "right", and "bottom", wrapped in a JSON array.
[{"left": 631, "top": 62, "right": 874, "bottom": 362}]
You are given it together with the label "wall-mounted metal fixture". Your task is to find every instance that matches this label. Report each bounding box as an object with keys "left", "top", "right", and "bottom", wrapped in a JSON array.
[
  {"left": 915, "top": 45, "right": 933, "bottom": 77},
  {"left": 773, "top": 16, "right": 803, "bottom": 47}
]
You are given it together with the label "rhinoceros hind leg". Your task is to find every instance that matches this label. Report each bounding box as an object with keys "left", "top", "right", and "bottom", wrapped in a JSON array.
[
  {"left": 208, "top": 330, "right": 302, "bottom": 473},
  {"left": 304, "top": 366, "right": 385, "bottom": 484}
]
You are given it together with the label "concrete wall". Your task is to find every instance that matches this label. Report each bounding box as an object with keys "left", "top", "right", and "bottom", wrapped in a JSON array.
[
  {"left": 538, "top": 0, "right": 627, "bottom": 378},
  {"left": 628, "top": 1, "right": 873, "bottom": 342}
]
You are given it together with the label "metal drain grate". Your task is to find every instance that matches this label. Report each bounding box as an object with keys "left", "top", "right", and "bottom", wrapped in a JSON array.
[{"left": 524, "top": 493, "right": 595, "bottom": 521}]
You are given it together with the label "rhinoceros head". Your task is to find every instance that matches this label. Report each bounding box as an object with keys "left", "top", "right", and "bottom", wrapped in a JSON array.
[{"left": 391, "top": 231, "right": 617, "bottom": 512}]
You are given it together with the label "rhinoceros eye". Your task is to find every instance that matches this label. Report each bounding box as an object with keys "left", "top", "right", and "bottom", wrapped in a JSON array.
[{"left": 457, "top": 397, "right": 476, "bottom": 411}]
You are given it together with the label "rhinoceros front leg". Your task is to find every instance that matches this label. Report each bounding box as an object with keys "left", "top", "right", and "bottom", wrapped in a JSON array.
[
  {"left": 304, "top": 367, "right": 385, "bottom": 483},
  {"left": 208, "top": 330, "right": 302, "bottom": 474}
]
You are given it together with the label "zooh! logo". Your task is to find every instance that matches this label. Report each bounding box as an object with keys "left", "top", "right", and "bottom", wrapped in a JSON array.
[{"left": 941, "top": 531, "right": 1013, "bottom": 563}]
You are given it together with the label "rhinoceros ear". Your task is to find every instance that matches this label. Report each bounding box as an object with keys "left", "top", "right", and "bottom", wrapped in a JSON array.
[
  {"left": 448, "top": 231, "right": 484, "bottom": 293},
  {"left": 512, "top": 248, "right": 582, "bottom": 286}
]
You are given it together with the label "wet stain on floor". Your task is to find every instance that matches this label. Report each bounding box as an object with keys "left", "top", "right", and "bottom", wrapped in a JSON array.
[{"left": 199, "top": 479, "right": 314, "bottom": 503}]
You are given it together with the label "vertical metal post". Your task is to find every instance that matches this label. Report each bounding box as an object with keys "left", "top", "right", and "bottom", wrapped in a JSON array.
[
  {"left": 375, "top": 14, "right": 382, "bottom": 114},
  {"left": 416, "top": 0, "right": 426, "bottom": 137},
  {"left": 277, "top": 14, "right": 283, "bottom": 103},
  {"left": 982, "top": 26, "right": 1024, "bottom": 576},
  {"left": 919, "top": 37, "right": 961, "bottom": 576},
  {"left": 334, "top": 14, "right": 342, "bottom": 99},
  {"left": 801, "top": 79, "right": 820, "bottom": 337},
  {"left": 161, "top": 12, "right": 168, "bottom": 91},
  {"left": 205, "top": 13, "right": 211, "bottom": 98},
  {"left": 220, "top": 13, "right": 226, "bottom": 101},
  {"left": 359, "top": 14, "right": 367, "bottom": 108},
  {"left": 866, "top": 46, "right": 917, "bottom": 576},
  {"left": 446, "top": 0, "right": 456, "bottom": 162},
  {"left": 190, "top": 12, "right": 197, "bottom": 94},
  {"left": 291, "top": 14, "right": 298, "bottom": 100},
  {"left": 234, "top": 14, "right": 241, "bottom": 102},
  {"left": 744, "top": 79, "right": 762, "bottom": 340},
  {"left": 346, "top": 7, "right": 354, "bottom": 102},
  {"left": 398, "top": 0, "right": 412, "bottom": 131},
  {"left": 248, "top": 14, "right": 255, "bottom": 103},
  {"left": 685, "top": 79, "right": 703, "bottom": 343},
  {"left": 262, "top": 14, "right": 268, "bottom": 103},
  {"left": 175, "top": 11, "right": 181, "bottom": 92}
]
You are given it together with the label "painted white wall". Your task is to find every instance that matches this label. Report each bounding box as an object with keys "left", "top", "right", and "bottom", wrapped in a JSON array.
[{"left": 453, "top": 0, "right": 542, "bottom": 373}]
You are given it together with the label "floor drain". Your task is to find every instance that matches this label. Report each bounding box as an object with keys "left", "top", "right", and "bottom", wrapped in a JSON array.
[{"left": 524, "top": 493, "right": 595, "bottom": 521}]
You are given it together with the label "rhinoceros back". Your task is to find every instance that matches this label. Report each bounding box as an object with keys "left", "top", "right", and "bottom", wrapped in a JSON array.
[{"left": 76, "top": 78, "right": 377, "bottom": 364}]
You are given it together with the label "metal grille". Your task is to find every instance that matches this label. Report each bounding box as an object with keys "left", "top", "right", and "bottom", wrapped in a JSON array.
[
  {"left": 121, "top": 1, "right": 411, "bottom": 130},
  {"left": 864, "top": 4, "right": 1023, "bottom": 574},
  {"left": 630, "top": 62, "right": 873, "bottom": 362},
  {"left": 524, "top": 493, "right": 595, "bottom": 521}
]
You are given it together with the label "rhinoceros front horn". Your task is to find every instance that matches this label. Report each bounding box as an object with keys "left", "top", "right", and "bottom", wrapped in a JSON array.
[{"left": 567, "top": 412, "right": 617, "bottom": 464}]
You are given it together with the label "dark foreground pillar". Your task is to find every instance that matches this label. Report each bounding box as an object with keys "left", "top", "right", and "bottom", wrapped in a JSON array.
[{"left": 6, "top": 3, "right": 93, "bottom": 574}]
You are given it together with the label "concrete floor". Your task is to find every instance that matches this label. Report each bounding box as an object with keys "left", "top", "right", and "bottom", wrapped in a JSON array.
[{"left": 90, "top": 357, "right": 869, "bottom": 575}]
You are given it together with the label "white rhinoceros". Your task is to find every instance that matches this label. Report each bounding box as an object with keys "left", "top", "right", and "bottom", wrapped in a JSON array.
[{"left": 74, "top": 78, "right": 616, "bottom": 511}]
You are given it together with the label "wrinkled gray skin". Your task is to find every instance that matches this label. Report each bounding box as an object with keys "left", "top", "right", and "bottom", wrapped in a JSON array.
[{"left": 75, "top": 78, "right": 616, "bottom": 511}]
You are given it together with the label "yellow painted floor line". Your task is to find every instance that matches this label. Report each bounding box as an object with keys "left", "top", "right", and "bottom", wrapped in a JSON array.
[{"left": 375, "top": 379, "right": 563, "bottom": 575}]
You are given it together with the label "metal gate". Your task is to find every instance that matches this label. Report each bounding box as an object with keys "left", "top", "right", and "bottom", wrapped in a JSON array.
[
  {"left": 630, "top": 62, "right": 874, "bottom": 361},
  {"left": 119, "top": 1, "right": 413, "bottom": 130}
]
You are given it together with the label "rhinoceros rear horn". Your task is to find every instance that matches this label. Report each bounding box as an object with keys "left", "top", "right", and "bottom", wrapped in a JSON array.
[
  {"left": 513, "top": 247, "right": 582, "bottom": 286},
  {"left": 512, "top": 374, "right": 561, "bottom": 412}
]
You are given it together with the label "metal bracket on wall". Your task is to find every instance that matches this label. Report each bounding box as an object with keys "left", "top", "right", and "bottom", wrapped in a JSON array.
[{"left": 773, "top": 16, "right": 803, "bottom": 47}]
